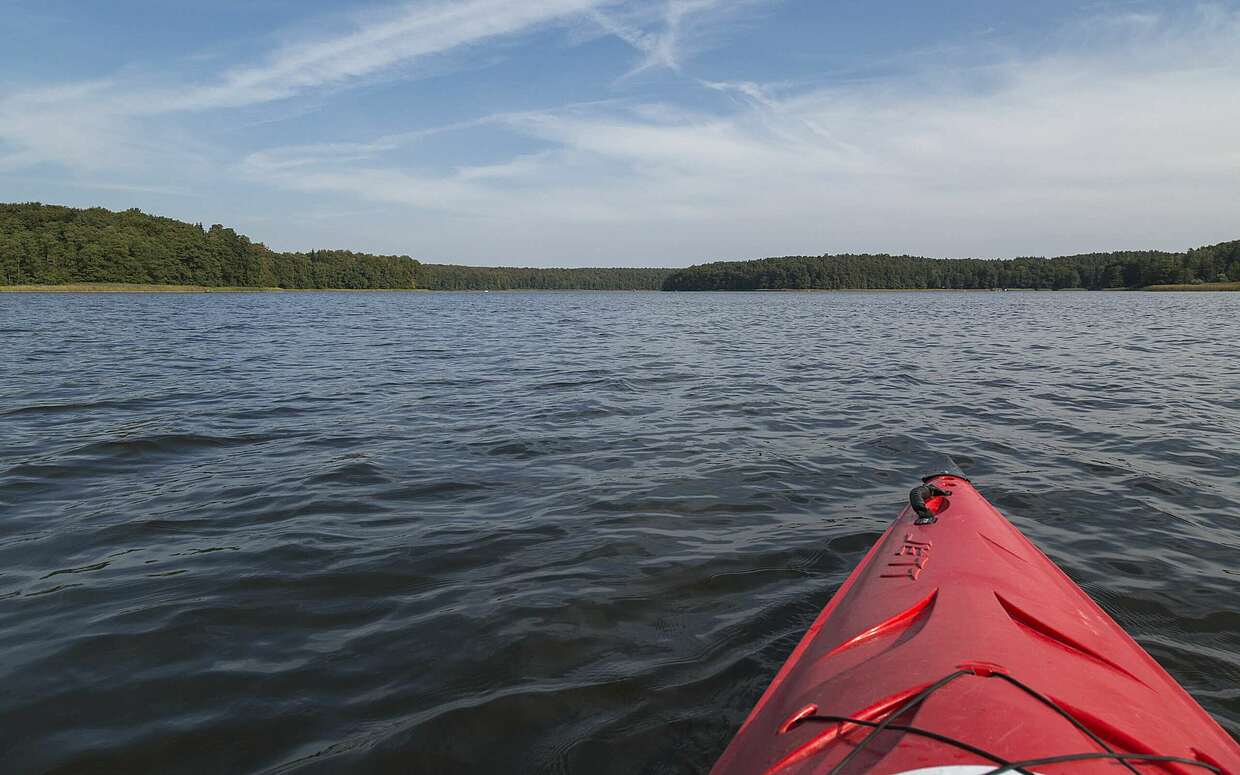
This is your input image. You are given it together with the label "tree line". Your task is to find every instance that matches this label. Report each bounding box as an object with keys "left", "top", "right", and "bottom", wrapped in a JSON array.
[
  {"left": 0, "top": 203, "right": 671, "bottom": 291},
  {"left": 414, "top": 264, "right": 672, "bottom": 290},
  {"left": 5, "top": 202, "right": 1237, "bottom": 292},
  {"left": 0, "top": 203, "right": 419, "bottom": 289},
  {"left": 662, "top": 243, "right": 1240, "bottom": 291}
]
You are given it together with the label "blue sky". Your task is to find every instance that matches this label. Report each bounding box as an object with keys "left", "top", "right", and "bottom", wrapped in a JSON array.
[{"left": 2, "top": 1, "right": 1238, "bottom": 266}]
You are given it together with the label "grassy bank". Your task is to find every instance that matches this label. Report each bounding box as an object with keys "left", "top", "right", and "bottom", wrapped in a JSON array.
[
  {"left": 0, "top": 283, "right": 422, "bottom": 293},
  {"left": 1143, "top": 282, "right": 1240, "bottom": 292}
]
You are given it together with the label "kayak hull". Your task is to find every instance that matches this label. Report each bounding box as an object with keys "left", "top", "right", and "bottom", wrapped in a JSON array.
[{"left": 712, "top": 475, "right": 1239, "bottom": 775}]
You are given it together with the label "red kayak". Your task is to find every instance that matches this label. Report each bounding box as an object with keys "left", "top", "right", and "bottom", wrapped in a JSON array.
[{"left": 713, "top": 470, "right": 1240, "bottom": 775}]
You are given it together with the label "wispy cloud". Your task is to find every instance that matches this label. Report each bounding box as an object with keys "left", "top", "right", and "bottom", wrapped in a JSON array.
[
  {"left": 0, "top": 0, "right": 611, "bottom": 172},
  {"left": 589, "top": 0, "right": 761, "bottom": 75},
  {"left": 240, "top": 6, "right": 1240, "bottom": 262},
  {"left": 4, "top": 2, "right": 1240, "bottom": 264},
  {"left": 162, "top": 0, "right": 606, "bottom": 111},
  {"left": 643, "top": 0, "right": 729, "bottom": 71},
  {"left": 0, "top": 0, "right": 755, "bottom": 178},
  {"left": 0, "top": 175, "right": 191, "bottom": 197}
]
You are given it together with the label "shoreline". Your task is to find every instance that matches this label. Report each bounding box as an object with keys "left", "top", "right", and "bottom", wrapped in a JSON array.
[
  {"left": 0, "top": 283, "right": 425, "bottom": 293},
  {"left": 1142, "top": 282, "right": 1240, "bottom": 292},
  {"left": 3, "top": 282, "right": 1237, "bottom": 294}
]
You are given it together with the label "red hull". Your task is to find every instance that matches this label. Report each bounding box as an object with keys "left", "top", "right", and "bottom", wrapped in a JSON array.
[{"left": 712, "top": 475, "right": 1239, "bottom": 775}]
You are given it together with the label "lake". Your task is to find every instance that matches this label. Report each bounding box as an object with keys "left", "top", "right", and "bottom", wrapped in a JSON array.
[{"left": 1, "top": 290, "right": 1237, "bottom": 772}]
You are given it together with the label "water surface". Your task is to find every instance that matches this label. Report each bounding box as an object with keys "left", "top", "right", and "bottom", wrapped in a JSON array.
[{"left": 1, "top": 290, "right": 1237, "bottom": 772}]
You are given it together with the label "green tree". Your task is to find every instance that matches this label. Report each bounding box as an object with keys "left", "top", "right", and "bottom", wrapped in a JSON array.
[{"left": 0, "top": 203, "right": 420, "bottom": 289}]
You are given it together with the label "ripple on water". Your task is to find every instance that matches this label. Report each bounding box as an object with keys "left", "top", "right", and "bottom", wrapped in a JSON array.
[{"left": 0, "top": 290, "right": 1237, "bottom": 773}]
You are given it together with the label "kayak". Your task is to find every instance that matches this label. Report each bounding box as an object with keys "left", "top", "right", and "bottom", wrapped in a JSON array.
[{"left": 712, "top": 469, "right": 1240, "bottom": 775}]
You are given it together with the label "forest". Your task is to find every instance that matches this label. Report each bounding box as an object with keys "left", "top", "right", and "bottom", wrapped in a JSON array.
[
  {"left": 414, "top": 264, "right": 671, "bottom": 290},
  {"left": 4, "top": 203, "right": 1237, "bottom": 292},
  {"left": 661, "top": 243, "right": 1240, "bottom": 291},
  {"left": 0, "top": 203, "right": 418, "bottom": 289},
  {"left": 0, "top": 203, "right": 669, "bottom": 291}
]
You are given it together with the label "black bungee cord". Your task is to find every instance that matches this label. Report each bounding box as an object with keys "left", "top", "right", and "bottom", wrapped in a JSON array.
[{"left": 779, "top": 668, "right": 1222, "bottom": 775}]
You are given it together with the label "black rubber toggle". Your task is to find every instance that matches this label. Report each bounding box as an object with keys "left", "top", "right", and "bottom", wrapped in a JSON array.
[{"left": 909, "top": 483, "right": 951, "bottom": 525}]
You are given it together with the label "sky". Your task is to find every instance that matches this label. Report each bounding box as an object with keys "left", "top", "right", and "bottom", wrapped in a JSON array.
[{"left": 2, "top": 1, "right": 1238, "bottom": 266}]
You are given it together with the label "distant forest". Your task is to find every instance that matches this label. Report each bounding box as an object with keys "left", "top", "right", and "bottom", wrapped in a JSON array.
[
  {"left": 1, "top": 203, "right": 418, "bottom": 289},
  {"left": 3, "top": 203, "right": 1238, "bottom": 292},
  {"left": 0, "top": 203, "right": 668, "bottom": 291},
  {"left": 414, "top": 264, "right": 671, "bottom": 290},
  {"left": 662, "top": 243, "right": 1240, "bottom": 291}
]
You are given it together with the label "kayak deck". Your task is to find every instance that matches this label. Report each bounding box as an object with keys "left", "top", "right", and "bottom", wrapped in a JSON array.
[{"left": 711, "top": 475, "right": 1240, "bottom": 775}]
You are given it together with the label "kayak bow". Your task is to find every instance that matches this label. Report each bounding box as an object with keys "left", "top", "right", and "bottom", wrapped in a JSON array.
[{"left": 712, "top": 472, "right": 1240, "bottom": 775}]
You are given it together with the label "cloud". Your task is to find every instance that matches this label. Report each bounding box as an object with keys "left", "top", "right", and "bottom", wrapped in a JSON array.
[
  {"left": 589, "top": 0, "right": 763, "bottom": 75},
  {"left": 240, "top": 5, "right": 1240, "bottom": 262},
  {"left": 162, "top": 0, "right": 606, "bottom": 111},
  {"left": 4, "top": 2, "right": 1240, "bottom": 264},
  {"left": 0, "top": 0, "right": 610, "bottom": 172},
  {"left": 0, "top": 0, "right": 755, "bottom": 178},
  {"left": 643, "top": 0, "right": 732, "bottom": 71}
]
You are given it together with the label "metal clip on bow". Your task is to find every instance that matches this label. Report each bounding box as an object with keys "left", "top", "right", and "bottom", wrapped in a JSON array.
[{"left": 909, "top": 483, "right": 951, "bottom": 525}]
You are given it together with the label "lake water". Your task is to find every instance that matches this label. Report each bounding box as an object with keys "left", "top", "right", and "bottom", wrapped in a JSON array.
[{"left": 1, "top": 290, "right": 1237, "bottom": 772}]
